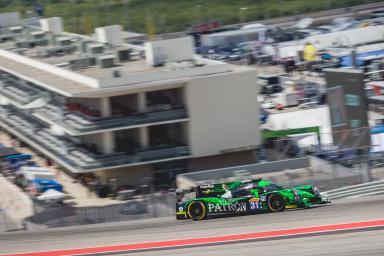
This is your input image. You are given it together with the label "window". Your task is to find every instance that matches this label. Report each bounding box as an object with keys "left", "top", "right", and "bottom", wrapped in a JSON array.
[{"left": 345, "top": 94, "right": 360, "bottom": 106}]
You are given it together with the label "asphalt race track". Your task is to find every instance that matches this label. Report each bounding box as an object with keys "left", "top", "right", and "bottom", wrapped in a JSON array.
[
  {"left": 1, "top": 195, "right": 384, "bottom": 256},
  {"left": 130, "top": 229, "right": 384, "bottom": 256}
]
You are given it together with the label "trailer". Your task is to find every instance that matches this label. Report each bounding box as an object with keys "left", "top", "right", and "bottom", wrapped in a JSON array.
[{"left": 201, "top": 25, "right": 268, "bottom": 48}]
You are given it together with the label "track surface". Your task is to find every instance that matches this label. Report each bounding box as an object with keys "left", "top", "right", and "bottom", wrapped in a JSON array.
[
  {"left": 1, "top": 195, "right": 384, "bottom": 255},
  {"left": 129, "top": 229, "right": 384, "bottom": 256}
]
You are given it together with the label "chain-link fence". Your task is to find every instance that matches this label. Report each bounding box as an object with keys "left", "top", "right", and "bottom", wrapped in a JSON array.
[{"left": 25, "top": 193, "right": 176, "bottom": 229}]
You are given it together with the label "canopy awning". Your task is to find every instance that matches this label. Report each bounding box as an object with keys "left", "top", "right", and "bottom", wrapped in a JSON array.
[{"left": 37, "top": 189, "right": 66, "bottom": 201}]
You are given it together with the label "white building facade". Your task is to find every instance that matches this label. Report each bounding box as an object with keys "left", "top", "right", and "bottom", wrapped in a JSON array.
[{"left": 0, "top": 17, "right": 261, "bottom": 187}]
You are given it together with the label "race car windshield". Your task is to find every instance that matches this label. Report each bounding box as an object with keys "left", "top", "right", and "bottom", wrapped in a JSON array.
[
  {"left": 230, "top": 182, "right": 255, "bottom": 198},
  {"left": 262, "top": 184, "right": 282, "bottom": 192},
  {"left": 228, "top": 182, "right": 253, "bottom": 191}
]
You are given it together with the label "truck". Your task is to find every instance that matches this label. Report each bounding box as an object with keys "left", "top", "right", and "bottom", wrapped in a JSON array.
[
  {"left": 17, "top": 167, "right": 63, "bottom": 195},
  {"left": 275, "top": 92, "right": 299, "bottom": 107}
]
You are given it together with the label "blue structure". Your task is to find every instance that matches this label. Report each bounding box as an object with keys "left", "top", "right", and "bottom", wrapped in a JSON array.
[
  {"left": 31, "top": 179, "right": 63, "bottom": 193},
  {"left": 340, "top": 50, "right": 384, "bottom": 67},
  {"left": 4, "top": 154, "right": 32, "bottom": 163}
]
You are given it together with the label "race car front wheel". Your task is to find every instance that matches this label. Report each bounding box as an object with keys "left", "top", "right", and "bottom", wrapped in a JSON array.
[
  {"left": 267, "top": 194, "right": 286, "bottom": 212},
  {"left": 187, "top": 201, "right": 207, "bottom": 221}
]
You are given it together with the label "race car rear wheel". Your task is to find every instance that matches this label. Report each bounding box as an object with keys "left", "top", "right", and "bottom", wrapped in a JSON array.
[
  {"left": 187, "top": 201, "right": 207, "bottom": 221},
  {"left": 267, "top": 194, "right": 286, "bottom": 212}
]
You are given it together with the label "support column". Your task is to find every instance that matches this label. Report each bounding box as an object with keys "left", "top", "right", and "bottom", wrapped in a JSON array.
[
  {"left": 102, "top": 131, "right": 115, "bottom": 154},
  {"left": 139, "top": 126, "right": 149, "bottom": 148},
  {"left": 100, "top": 97, "right": 111, "bottom": 117},
  {"left": 138, "top": 92, "right": 147, "bottom": 113}
]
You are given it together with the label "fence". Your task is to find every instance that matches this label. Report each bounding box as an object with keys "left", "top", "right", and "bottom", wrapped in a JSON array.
[
  {"left": 323, "top": 180, "right": 384, "bottom": 200},
  {"left": 25, "top": 193, "right": 176, "bottom": 229}
]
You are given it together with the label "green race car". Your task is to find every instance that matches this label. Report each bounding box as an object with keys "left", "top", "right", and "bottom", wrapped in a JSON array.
[{"left": 176, "top": 179, "right": 330, "bottom": 221}]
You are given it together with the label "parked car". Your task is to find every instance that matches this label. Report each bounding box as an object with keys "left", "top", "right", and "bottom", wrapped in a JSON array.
[
  {"left": 261, "top": 100, "right": 275, "bottom": 109},
  {"left": 298, "top": 101, "right": 318, "bottom": 109},
  {"left": 18, "top": 167, "right": 63, "bottom": 195}
]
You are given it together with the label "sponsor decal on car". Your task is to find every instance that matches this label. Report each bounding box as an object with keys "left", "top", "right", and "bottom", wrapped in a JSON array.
[
  {"left": 200, "top": 184, "right": 214, "bottom": 188},
  {"left": 207, "top": 202, "right": 247, "bottom": 213},
  {"left": 202, "top": 189, "right": 212, "bottom": 194},
  {"left": 249, "top": 198, "right": 262, "bottom": 210}
]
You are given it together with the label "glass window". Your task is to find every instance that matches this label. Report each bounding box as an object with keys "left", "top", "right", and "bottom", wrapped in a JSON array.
[{"left": 345, "top": 94, "right": 360, "bottom": 106}]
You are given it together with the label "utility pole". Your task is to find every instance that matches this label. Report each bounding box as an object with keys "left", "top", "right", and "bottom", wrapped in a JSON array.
[
  {"left": 123, "top": 0, "right": 130, "bottom": 31},
  {"left": 195, "top": 5, "right": 203, "bottom": 24},
  {"left": 239, "top": 7, "right": 248, "bottom": 24}
]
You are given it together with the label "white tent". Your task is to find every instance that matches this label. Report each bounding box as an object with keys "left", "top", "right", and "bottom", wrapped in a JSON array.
[
  {"left": 294, "top": 18, "right": 314, "bottom": 29},
  {"left": 37, "top": 189, "right": 66, "bottom": 201}
]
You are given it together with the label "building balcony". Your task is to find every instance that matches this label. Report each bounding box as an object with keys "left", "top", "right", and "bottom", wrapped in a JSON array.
[
  {"left": 0, "top": 105, "right": 190, "bottom": 172},
  {"left": 34, "top": 103, "right": 188, "bottom": 135},
  {"left": 0, "top": 77, "right": 50, "bottom": 107}
]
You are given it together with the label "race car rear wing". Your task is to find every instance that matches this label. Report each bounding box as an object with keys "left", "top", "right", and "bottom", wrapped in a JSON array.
[{"left": 176, "top": 188, "right": 196, "bottom": 202}]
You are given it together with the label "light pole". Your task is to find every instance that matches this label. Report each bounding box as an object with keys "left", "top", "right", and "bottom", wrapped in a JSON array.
[
  {"left": 123, "top": 0, "right": 130, "bottom": 31},
  {"left": 239, "top": 7, "right": 248, "bottom": 23},
  {"left": 195, "top": 5, "right": 203, "bottom": 24}
]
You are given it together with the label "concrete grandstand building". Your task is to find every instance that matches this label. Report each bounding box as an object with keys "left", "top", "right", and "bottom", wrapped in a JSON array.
[{"left": 0, "top": 15, "right": 261, "bottom": 187}]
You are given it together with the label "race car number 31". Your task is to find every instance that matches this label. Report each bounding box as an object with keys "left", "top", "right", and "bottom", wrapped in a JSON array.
[{"left": 250, "top": 201, "right": 261, "bottom": 209}]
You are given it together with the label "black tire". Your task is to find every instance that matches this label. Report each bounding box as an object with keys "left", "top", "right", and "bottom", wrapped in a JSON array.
[
  {"left": 267, "top": 194, "right": 286, "bottom": 212},
  {"left": 187, "top": 201, "right": 207, "bottom": 221}
]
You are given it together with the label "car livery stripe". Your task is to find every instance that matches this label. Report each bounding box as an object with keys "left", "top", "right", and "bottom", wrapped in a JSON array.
[{"left": 3, "top": 219, "right": 384, "bottom": 256}]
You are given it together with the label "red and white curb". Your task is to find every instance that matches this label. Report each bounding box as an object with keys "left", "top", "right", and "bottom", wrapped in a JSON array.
[{"left": 3, "top": 219, "right": 384, "bottom": 256}]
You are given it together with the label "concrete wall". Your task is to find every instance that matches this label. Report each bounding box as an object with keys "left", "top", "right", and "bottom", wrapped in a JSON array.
[
  {"left": 40, "top": 17, "right": 63, "bottom": 34},
  {"left": 177, "top": 157, "right": 310, "bottom": 188},
  {"left": 186, "top": 69, "right": 261, "bottom": 157},
  {"left": 187, "top": 150, "right": 257, "bottom": 173},
  {"left": 95, "top": 25, "right": 123, "bottom": 46},
  {"left": 96, "top": 165, "right": 152, "bottom": 187},
  {"left": 144, "top": 36, "right": 195, "bottom": 66},
  {"left": 0, "top": 176, "right": 33, "bottom": 229},
  {"left": 0, "top": 12, "right": 20, "bottom": 27}
]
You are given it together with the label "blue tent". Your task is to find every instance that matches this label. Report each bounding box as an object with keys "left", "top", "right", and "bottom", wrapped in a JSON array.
[
  {"left": 340, "top": 50, "right": 384, "bottom": 67},
  {"left": 4, "top": 154, "right": 32, "bottom": 163}
]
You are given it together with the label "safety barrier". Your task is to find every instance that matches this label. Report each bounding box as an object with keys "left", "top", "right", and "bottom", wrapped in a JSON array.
[{"left": 323, "top": 180, "right": 384, "bottom": 200}]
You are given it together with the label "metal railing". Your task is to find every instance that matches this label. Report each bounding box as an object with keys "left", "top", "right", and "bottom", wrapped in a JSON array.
[
  {"left": 0, "top": 105, "right": 190, "bottom": 172},
  {"left": 323, "top": 180, "right": 384, "bottom": 200},
  {"left": 35, "top": 107, "right": 188, "bottom": 134}
]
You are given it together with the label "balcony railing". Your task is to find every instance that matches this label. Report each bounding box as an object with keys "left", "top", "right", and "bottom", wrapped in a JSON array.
[
  {"left": 35, "top": 105, "right": 188, "bottom": 134},
  {"left": 0, "top": 105, "right": 190, "bottom": 171},
  {"left": 0, "top": 78, "right": 49, "bottom": 106}
]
